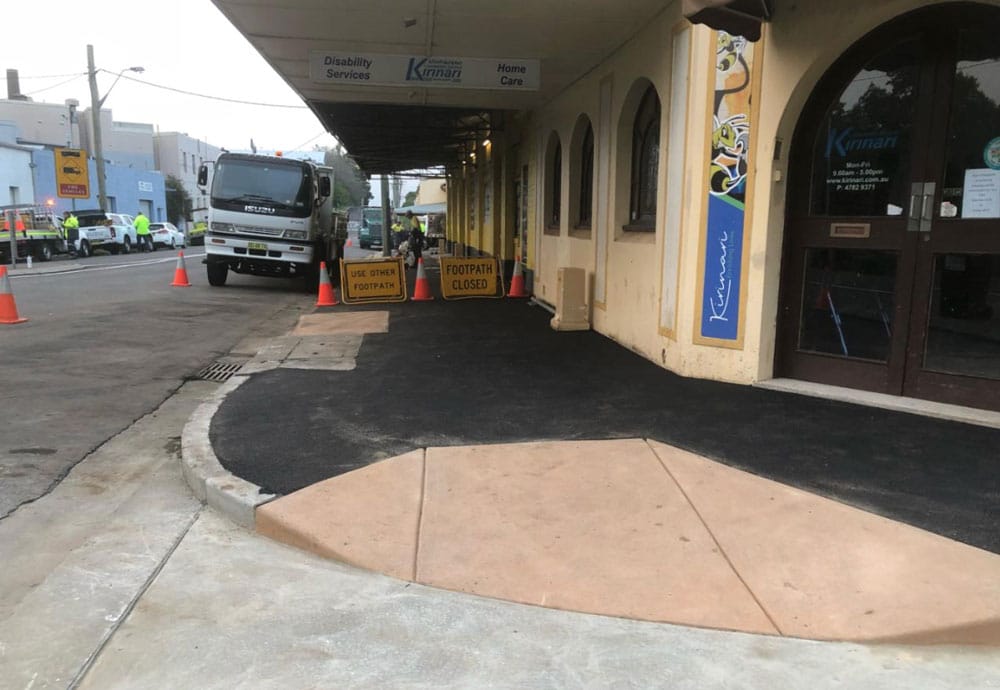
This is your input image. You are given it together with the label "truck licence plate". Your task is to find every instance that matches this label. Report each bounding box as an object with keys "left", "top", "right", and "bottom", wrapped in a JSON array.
[{"left": 247, "top": 242, "right": 267, "bottom": 250}]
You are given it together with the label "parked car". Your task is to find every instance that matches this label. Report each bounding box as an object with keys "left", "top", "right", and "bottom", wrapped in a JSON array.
[
  {"left": 150, "top": 222, "right": 186, "bottom": 249},
  {"left": 187, "top": 221, "right": 206, "bottom": 246}
]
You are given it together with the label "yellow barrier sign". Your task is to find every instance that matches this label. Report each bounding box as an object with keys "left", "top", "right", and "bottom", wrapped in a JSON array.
[
  {"left": 55, "top": 148, "right": 90, "bottom": 198},
  {"left": 340, "top": 257, "right": 407, "bottom": 303},
  {"left": 439, "top": 257, "right": 505, "bottom": 299}
]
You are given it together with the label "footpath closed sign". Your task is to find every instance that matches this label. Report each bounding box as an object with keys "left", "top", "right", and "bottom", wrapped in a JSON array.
[
  {"left": 439, "top": 257, "right": 505, "bottom": 299},
  {"left": 55, "top": 148, "right": 90, "bottom": 198},
  {"left": 340, "top": 258, "right": 407, "bottom": 303}
]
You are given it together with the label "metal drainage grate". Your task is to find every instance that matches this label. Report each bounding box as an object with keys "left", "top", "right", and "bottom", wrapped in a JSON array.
[{"left": 193, "top": 361, "right": 244, "bottom": 382}]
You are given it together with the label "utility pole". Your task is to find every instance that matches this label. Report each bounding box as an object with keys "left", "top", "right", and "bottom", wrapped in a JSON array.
[
  {"left": 391, "top": 175, "right": 403, "bottom": 210},
  {"left": 380, "top": 174, "right": 391, "bottom": 257},
  {"left": 86, "top": 46, "right": 143, "bottom": 212},
  {"left": 87, "top": 45, "right": 108, "bottom": 211}
]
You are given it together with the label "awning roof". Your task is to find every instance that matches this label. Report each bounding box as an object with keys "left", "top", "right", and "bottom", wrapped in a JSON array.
[
  {"left": 393, "top": 202, "right": 447, "bottom": 215},
  {"left": 681, "top": 0, "right": 772, "bottom": 41},
  {"left": 211, "top": 0, "right": 672, "bottom": 176}
]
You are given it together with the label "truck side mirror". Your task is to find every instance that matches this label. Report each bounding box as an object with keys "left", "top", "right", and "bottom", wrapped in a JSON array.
[
  {"left": 319, "top": 175, "right": 332, "bottom": 198},
  {"left": 197, "top": 164, "right": 208, "bottom": 187}
]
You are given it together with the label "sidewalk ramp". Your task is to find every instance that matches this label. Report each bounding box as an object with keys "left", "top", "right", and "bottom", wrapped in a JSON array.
[{"left": 257, "top": 438, "right": 1000, "bottom": 646}]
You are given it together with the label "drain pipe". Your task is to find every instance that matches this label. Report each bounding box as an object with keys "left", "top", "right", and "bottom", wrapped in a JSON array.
[{"left": 529, "top": 296, "right": 555, "bottom": 314}]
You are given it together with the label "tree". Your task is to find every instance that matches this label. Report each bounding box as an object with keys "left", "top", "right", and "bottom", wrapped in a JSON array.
[
  {"left": 321, "top": 146, "right": 370, "bottom": 208},
  {"left": 165, "top": 174, "right": 193, "bottom": 225},
  {"left": 403, "top": 190, "right": 417, "bottom": 207}
]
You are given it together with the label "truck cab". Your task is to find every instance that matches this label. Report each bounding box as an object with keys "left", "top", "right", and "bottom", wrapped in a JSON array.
[{"left": 199, "top": 153, "right": 340, "bottom": 287}]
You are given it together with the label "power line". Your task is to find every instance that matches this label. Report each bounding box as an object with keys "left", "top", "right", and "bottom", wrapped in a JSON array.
[
  {"left": 23, "top": 74, "right": 86, "bottom": 96},
  {"left": 284, "top": 131, "right": 330, "bottom": 153},
  {"left": 113, "top": 72, "right": 308, "bottom": 109},
  {"left": 18, "top": 72, "right": 89, "bottom": 80}
]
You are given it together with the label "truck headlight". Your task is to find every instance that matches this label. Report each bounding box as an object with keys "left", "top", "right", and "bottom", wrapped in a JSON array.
[
  {"left": 285, "top": 230, "right": 308, "bottom": 240},
  {"left": 211, "top": 222, "right": 234, "bottom": 233}
]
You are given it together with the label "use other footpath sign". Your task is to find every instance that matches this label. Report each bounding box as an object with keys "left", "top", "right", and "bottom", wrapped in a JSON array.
[
  {"left": 439, "top": 257, "right": 505, "bottom": 299},
  {"left": 55, "top": 148, "right": 90, "bottom": 198},
  {"left": 340, "top": 258, "right": 407, "bottom": 304}
]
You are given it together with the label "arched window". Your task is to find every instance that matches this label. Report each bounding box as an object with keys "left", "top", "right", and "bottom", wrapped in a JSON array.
[
  {"left": 551, "top": 141, "right": 562, "bottom": 227},
  {"left": 544, "top": 132, "right": 562, "bottom": 234},
  {"left": 628, "top": 86, "right": 660, "bottom": 230},
  {"left": 578, "top": 124, "right": 594, "bottom": 227}
]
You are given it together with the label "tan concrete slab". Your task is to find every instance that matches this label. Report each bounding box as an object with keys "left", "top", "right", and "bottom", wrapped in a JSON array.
[
  {"left": 256, "top": 450, "right": 424, "bottom": 581},
  {"left": 649, "top": 440, "right": 1000, "bottom": 645},
  {"left": 416, "top": 440, "right": 778, "bottom": 633},
  {"left": 292, "top": 311, "right": 389, "bottom": 336}
]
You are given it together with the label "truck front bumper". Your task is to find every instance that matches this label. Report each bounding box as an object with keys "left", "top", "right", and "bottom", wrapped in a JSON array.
[{"left": 205, "top": 235, "right": 316, "bottom": 266}]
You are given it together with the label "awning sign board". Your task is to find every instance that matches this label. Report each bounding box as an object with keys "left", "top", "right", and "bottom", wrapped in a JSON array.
[{"left": 310, "top": 52, "right": 539, "bottom": 91}]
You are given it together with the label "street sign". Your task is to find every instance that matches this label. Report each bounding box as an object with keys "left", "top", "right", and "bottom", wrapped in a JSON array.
[
  {"left": 339, "top": 258, "right": 407, "bottom": 304},
  {"left": 55, "top": 148, "right": 90, "bottom": 198},
  {"left": 439, "top": 257, "right": 504, "bottom": 299}
]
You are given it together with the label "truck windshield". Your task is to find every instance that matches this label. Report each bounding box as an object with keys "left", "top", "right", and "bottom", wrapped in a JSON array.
[
  {"left": 363, "top": 209, "right": 383, "bottom": 226},
  {"left": 211, "top": 158, "right": 312, "bottom": 217}
]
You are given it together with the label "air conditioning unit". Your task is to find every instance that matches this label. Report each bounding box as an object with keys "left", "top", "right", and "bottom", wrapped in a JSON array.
[{"left": 550, "top": 266, "right": 590, "bottom": 331}]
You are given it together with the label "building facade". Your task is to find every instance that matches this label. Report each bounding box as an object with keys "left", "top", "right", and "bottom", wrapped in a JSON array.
[
  {"left": 154, "top": 132, "right": 222, "bottom": 228},
  {"left": 0, "top": 97, "right": 167, "bottom": 219},
  {"left": 438, "top": 0, "right": 1000, "bottom": 413}
]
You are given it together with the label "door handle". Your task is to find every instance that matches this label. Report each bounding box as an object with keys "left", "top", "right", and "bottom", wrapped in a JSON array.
[
  {"left": 920, "top": 182, "right": 936, "bottom": 233},
  {"left": 908, "top": 182, "right": 924, "bottom": 232}
]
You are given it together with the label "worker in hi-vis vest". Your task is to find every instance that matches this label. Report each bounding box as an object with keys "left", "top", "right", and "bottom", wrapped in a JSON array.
[
  {"left": 63, "top": 212, "right": 79, "bottom": 235},
  {"left": 134, "top": 211, "right": 152, "bottom": 252}
]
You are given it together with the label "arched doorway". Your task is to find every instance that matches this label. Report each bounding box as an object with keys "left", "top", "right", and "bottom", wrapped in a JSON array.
[{"left": 776, "top": 3, "right": 1000, "bottom": 412}]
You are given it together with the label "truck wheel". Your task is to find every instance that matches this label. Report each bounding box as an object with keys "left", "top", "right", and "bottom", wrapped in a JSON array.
[
  {"left": 78, "top": 240, "right": 91, "bottom": 258},
  {"left": 123, "top": 236, "right": 132, "bottom": 254},
  {"left": 207, "top": 262, "right": 228, "bottom": 286},
  {"left": 37, "top": 243, "right": 53, "bottom": 262}
]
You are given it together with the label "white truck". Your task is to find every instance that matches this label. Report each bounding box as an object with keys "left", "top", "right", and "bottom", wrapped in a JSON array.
[
  {"left": 197, "top": 153, "right": 346, "bottom": 287},
  {"left": 69, "top": 210, "right": 140, "bottom": 257}
]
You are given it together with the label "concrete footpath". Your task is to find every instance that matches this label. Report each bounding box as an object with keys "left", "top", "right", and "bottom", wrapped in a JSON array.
[
  {"left": 144, "top": 262, "right": 999, "bottom": 687},
  {"left": 7, "top": 260, "right": 997, "bottom": 688}
]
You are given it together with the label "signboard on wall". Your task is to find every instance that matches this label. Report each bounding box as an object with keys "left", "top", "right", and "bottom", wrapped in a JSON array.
[
  {"left": 309, "top": 52, "right": 540, "bottom": 91},
  {"left": 697, "top": 32, "right": 758, "bottom": 344},
  {"left": 55, "top": 148, "right": 89, "bottom": 198}
]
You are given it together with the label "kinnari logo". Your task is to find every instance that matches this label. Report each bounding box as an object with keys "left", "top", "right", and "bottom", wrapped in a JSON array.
[
  {"left": 406, "top": 57, "right": 462, "bottom": 83},
  {"left": 825, "top": 127, "right": 900, "bottom": 158}
]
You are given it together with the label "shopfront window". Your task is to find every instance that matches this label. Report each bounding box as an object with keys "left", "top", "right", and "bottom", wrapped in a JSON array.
[
  {"left": 924, "top": 253, "right": 1000, "bottom": 379},
  {"left": 799, "top": 248, "right": 898, "bottom": 361},
  {"left": 940, "top": 30, "right": 1000, "bottom": 220},
  {"left": 810, "top": 41, "right": 920, "bottom": 217}
]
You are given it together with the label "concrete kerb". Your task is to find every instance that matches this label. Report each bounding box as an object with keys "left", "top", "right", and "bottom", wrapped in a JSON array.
[{"left": 180, "top": 374, "right": 276, "bottom": 529}]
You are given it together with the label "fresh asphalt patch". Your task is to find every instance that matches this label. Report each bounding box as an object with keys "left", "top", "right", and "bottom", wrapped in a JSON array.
[{"left": 212, "top": 296, "right": 1000, "bottom": 554}]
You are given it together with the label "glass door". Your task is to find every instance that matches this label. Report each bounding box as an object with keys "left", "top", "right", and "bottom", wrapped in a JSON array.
[
  {"left": 778, "top": 28, "right": 938, "bottom": 394},
  {"left": 903, "top": 19, "right": 1000, "bottom": 408},
  {"left": 778, "top": 4, "right": 1000, "bottom": 411}
]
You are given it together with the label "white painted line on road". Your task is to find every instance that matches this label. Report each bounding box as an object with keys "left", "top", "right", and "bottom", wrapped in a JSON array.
[{"left": 7, "top": 253, "right": 207, "bottom": 279}]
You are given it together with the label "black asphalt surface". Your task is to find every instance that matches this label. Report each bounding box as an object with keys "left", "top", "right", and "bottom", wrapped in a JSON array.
[{"left": 212, "top": 264, "right": 1000, "bottom": 554}]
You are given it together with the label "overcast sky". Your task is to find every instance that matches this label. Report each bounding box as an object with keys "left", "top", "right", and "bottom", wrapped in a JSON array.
[{"left": 5, "top": 0, "right": 339, "bottom": 154}]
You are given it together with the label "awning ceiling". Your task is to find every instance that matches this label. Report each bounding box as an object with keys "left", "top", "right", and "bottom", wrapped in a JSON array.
[
  {"left": 212, "top": 0, "right": 772, "bottom": 175},
  {"left": 681, "top": 0, "right": 773, "bottom": 41}
]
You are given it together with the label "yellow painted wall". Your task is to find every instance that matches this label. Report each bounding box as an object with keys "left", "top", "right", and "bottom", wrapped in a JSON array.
[{"left": 512, "top": 0, "right": 999, "bottom": 386}]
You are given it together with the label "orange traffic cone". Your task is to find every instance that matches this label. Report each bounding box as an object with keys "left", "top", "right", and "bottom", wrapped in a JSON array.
[
  {"left": 171, "top": 251, "right": 192, "bottom": 287},
  {"left": 345, "top": 237, "right": 353, "bottom": 247},
  {"left": 507, "top": 256, "right": 528, "bottom": 298},
  {"left": 316, "top": 261, "right": 338, "bottom": 306},
  {"left": 411, "top": 257, "right": 433, "bottom": 301},
  {"left": 0, "top": 266, "right": 28, "bottom": 324}
]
